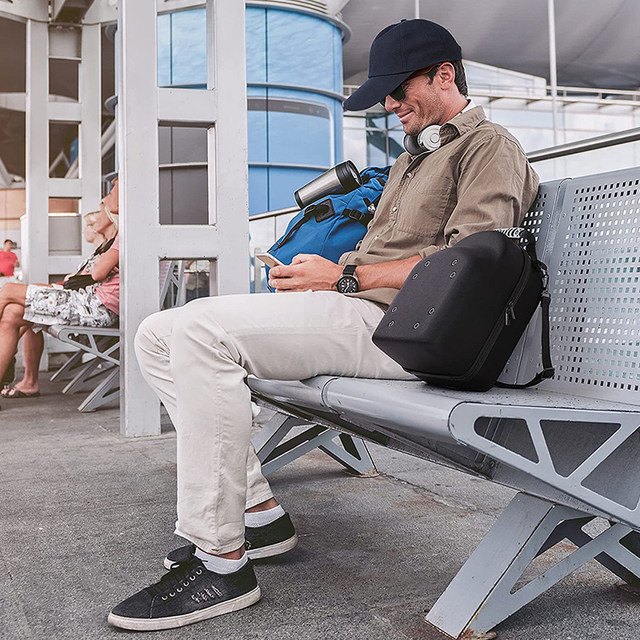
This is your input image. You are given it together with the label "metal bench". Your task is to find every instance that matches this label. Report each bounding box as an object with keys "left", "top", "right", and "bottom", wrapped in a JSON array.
[
  {"left": 46, "top": 259, "right": 191, "bottom": 413},
  {"left": 248, "top": 166, "right": 640, "bottom": 639},
  {"left": 47, "top": 324, "right": 120, "bottom": 412}
]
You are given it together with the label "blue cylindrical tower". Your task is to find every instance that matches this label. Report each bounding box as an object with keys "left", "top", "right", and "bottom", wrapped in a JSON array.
[{"left": 157, "top": 2, "right": 348, "bottom": 216}]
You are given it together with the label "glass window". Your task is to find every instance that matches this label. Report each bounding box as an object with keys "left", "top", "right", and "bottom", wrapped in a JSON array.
[
  {"left": 171, "top": 9, "right": 207, "bottom": 86},
  {"left": 157, "top": 14, "right": 171, "bottom": 87},
  {"left": 160, "top": 167, "right": 208, "bottom": 224},
  {"left": 159, "top": 126, "right": 209, "bottom": 224},
  {"left": 248, "top": 110, "right": 268, "bottom": 163},
  {"left": 246, "top": 8, "right": 267, "bottom": 84},
  {"left": 267, "top": 109, "right": 332, "bottom": 166},
  {"left": 249, "top": 167, "right": 269, "bottom": 215},
  {"left": 157, "top": 8, "right": 207, "bottom": 88},
  {"left": 49, "top": 122, "right": 78, "bottom": 178}
]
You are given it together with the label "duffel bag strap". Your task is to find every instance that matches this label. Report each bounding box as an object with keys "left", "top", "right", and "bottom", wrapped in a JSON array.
[
  {"left": 344, "top": 207, "right": 374, "bottom": 226},
  {"left": 495, "top": 228, "right": 555, "bottom": 388}
]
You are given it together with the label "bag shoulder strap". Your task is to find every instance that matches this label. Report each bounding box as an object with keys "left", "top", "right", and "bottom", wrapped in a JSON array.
[{"left": 494, "top": 228, "right": 555, "bottom": 389}]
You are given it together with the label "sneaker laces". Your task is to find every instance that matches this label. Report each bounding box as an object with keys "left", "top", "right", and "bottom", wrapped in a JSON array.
[{"left": 148, "top": 557, "right": 204, "bottom": 598}]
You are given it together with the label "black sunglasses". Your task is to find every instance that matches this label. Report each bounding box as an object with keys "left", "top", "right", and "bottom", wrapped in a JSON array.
[{"left": 379, "top": 64, "right": 442, "bottom": 107}]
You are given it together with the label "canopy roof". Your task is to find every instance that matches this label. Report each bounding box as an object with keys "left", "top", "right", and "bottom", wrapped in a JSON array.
[
  {"left": 1, "top": 0, "right": 639, "bottom": 181},
  {"left": 342, "top": 0, "right": 640, "bottom": 90}
]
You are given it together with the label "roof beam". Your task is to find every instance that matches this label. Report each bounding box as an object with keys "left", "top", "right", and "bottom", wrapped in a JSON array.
[
  {"left": 52, "top": 0, "right": 96, "bottom": 23},
  {"left": 0, "top": 0, "right": 48, "bottom": 21}
]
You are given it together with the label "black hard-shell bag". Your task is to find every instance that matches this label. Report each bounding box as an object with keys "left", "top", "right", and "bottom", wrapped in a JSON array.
[{"left": 372, "top": 228, "right": 554, "bottom": 392}]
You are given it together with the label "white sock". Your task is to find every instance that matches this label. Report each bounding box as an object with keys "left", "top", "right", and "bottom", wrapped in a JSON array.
[
  {"left": 194, "top": 547, "right": 248, "bottom": 575},
  {"left": 244, "top": 504, "right": 285, "bottom": 528}
]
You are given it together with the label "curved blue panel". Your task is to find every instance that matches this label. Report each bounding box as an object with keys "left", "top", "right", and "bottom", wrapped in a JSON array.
[
  {"left": 267, "top": 110, "right": 331, "bottom": 166},
  {"left": 246, "top": 9, "right": 267, "bottom": 84},
  {"left": 268, "top": 167, "right": 323, "bottom": 211},
  {"left": 266, "top": 11, "right": 339, "bottom": 93},
  {"left": 249, "top": 167, "right": 269, "bottom": 214}
]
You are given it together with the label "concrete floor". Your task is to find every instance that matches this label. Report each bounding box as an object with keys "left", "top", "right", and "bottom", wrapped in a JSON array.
[{"left": 1, "top": 376, "right": 639, "bottom": 640}]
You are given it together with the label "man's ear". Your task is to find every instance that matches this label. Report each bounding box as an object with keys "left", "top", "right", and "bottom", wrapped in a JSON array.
[{"left": 437, "top": 62, "right": 456, "bottom": 90}]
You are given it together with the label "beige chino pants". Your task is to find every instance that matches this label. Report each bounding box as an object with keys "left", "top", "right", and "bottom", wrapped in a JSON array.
[{"left": 135, "top": 290, "right": 414, "bottom": 554}]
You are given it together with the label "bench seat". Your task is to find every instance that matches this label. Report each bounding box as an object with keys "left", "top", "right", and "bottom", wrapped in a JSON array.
[{"left": 249, "top": 166, "right": 640, "bottom": 639}]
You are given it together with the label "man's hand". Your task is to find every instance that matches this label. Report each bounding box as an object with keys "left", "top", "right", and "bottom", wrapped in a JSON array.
[{"left": 268, "top": 254, "right": 342, "bottom": 292}]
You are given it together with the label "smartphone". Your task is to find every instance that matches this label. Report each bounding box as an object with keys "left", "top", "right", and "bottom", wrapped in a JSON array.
[{"left": 255, "top": 252, "right": 286, "bottom": 268}]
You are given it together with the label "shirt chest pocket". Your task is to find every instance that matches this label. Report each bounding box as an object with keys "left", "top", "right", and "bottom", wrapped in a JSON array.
[{"left": 394, "top": 174, "right": 454, "bottom": 237}]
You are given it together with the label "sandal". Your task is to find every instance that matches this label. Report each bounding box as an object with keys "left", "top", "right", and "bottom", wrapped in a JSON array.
[{"left": 0, "top": 386, "right": 40, "bottom": 399}]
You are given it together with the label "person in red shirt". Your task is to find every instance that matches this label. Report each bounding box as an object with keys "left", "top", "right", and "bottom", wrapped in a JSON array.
[{"left": 0, "top": 239, "right": 19, "bottom": 277}]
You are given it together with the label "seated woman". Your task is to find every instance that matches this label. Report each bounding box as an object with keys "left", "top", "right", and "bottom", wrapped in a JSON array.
[
  {"left": 0, "top": 198, "right": 119, "bottom": 401},
  {"left": 1, "top": 205, "right": 118, "bottom": 397}
]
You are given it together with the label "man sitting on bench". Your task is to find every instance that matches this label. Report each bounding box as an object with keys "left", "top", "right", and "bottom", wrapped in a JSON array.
[{"left": 109, "top": 19, "right": 540, "bottom": 631}]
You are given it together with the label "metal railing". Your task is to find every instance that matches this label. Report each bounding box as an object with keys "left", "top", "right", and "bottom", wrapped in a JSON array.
[
  {"left": 527, "top": 127, "right": 640, "bottom": 163},
  {"left": 249, "top": 123, "right": 640, "bottom": 292}
]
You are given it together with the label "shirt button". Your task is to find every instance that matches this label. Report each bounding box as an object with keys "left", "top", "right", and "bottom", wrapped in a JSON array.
[
  {"left": 392, "top": 206, "right": 398, "bottom": 212},
  {"left": 407, "top": 172, "right": 413, "bottom": 178},
  {"left": 374, "top": 235, "right": 379, "bottom": 240}
]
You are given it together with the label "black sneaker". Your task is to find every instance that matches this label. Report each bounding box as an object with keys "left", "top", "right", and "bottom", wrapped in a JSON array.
[
  {"left": 108, "top": 556, "right": 260, "bottom": 631},
  {"left": 163, "top": 513, "right": 298, "bottom": 570}
]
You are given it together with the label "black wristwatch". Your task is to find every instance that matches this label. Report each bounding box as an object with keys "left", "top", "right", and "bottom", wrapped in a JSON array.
[{"left": 336, "top": 265, "right": 360, "bottom": 294}]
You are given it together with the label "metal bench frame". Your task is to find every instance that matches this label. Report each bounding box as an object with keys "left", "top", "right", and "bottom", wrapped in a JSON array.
[
  {"left": 248, "top": 167, "right": 640, "bottom": 638},
  {"left": 47, "top": 325, "right": 120, "bottom": 412},
  {"left": 46, "top": 259, "right": 187, "bottom": 413}
]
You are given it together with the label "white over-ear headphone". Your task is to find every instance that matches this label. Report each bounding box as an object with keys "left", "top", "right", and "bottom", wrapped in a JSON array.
[{"left": 403, "top": 124, "right": 442, "bottom": 156}]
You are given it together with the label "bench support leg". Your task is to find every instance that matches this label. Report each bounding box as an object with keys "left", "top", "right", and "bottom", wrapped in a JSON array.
[
  {"left": 50, "top": 350, "right": 85, "bottom": 382},
  {"left": 425, "top": 491, "right": 640, "bottom": 639},
  {"left": 252, "top": 413, "right": 377, "bottom": 477},
  {"left": 77, "top": 367, "right": 120, "bottom": 412}
]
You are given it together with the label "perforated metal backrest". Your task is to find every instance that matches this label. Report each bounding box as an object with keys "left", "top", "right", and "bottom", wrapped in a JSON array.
[
  {"left": 539, "top": 168, "right": 640, "bottom": 405},
  {"left": 498, "top": 179, "right": 569, "bottom": 386}
]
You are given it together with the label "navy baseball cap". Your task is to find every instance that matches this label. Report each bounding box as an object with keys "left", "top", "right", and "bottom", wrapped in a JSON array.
[{"left": 343, "top": 19, "right": 462, "bottom": 112}]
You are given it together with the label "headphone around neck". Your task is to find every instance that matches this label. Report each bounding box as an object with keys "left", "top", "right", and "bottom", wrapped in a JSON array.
[{"left": 403, "top": 124, "right": 442, "bottom": 156}]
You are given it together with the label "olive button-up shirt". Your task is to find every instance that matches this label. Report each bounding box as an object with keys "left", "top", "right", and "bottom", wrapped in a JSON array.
[{"left": 339, "top": 106, "right": 540, "bottom": 307}]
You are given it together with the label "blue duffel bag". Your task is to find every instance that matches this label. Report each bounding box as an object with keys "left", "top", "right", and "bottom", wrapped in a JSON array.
[{"left": 267, "top": 166, "right": 391, "bottom": 279}]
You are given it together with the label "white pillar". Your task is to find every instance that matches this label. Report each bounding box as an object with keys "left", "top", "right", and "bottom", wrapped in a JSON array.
[
  {"left": 79, "top": 23, "right": 103, "bottom": 255},
  {"left": 118, "top": 0, "right": 163, "bottom": 436},
  {"left": 547, "top": 0, "right": 559, "bottom": 146},
  {"left": 24, "top": 19, "right": 49, "bottom": 285},
  {"left": 117, "top": 0, "right": 249, "bottom": 436}
]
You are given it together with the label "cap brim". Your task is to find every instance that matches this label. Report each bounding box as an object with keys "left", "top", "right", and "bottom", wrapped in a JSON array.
[{"left": 343, "top": 70, "right": 413, "bottom": 111}]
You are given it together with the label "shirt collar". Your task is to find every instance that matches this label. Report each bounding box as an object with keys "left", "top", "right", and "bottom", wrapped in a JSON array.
[{"left": 440, "top": 103, "right": 486, "bottom": 144}]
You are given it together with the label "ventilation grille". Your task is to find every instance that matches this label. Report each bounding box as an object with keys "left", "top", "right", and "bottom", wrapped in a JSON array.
[{"left": 546, "top": 173, "right": 640, "bottom": 402}]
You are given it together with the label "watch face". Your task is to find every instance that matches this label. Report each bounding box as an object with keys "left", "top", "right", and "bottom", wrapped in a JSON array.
[{"left": 337, "top": 276, "right": 359, "bottom": 294}]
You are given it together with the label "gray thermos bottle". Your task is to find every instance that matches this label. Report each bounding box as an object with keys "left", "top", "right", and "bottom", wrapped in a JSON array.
[{"left": 294, "top": 160, "right": 362, "bottom": 209}]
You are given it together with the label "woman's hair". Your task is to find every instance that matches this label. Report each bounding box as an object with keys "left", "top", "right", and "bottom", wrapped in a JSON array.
[
  {"left": 105, "top": 206, "right": 119, "bottom": 234},
  {"left": 83, "top": 211, "right": 99, "bottom": 226}
]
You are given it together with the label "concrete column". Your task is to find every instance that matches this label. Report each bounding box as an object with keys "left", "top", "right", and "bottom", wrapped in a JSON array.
[
  {"left": 24, "top": 19, "right": 49, "bottom": 285},
  {"left": 118, "top": 0, "right": 162, "bottom": 436},
  {"left": 79, "top": 23, "right": 103, "bottom": 256},
  {"left": 117, "top": 0, "right": 249, "bottom": 436}
]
